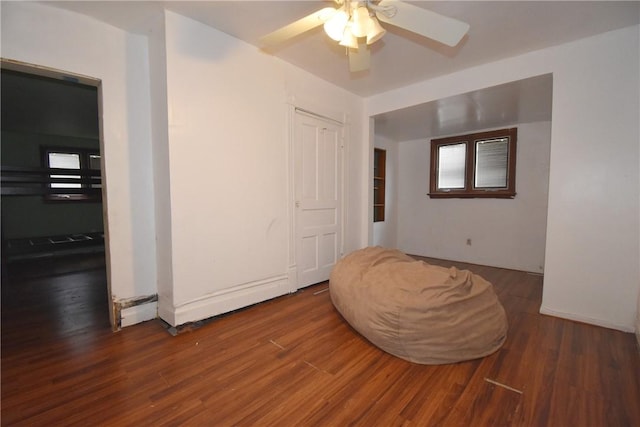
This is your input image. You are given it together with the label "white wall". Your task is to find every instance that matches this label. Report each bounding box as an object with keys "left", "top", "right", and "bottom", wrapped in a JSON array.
[
  {"left": 395, "top": 122, "right": 551, "bottom": 273},
  {"left": 635, "top": 27, "right": 640, "bottom": 348},
  {"left": 366, "top": 25, "right": 640, "bottom": 332},
  {"left": 147, "top": 10, "right": 175, "bottom": 319},
  {"left": 156, "top": 11, "right": 364, "bottom": 325},
  {"left": 372, "top": 134, "right": 398, "bottom": 248},
  {"left": 6, "top": 3, "right": 635, "bottom": 333},
  {"left": 1, "top": 3, "right": 366, "bottom": 329},
  {"left": 1, "top": 3, "right": 158, "bottom": 323},
  {"left": 540, "top": 26, "right": 639, "bottom": 332}
]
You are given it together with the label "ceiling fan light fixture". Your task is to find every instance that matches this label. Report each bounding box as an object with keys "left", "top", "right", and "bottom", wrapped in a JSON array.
[
  {"left": 318, "top": 7, "right": 338, "bottom": 22},
  {"left": 339, "top": 27, "right": 359, "bottom": 49},
  {"left": 324, "top": 10, "right": 349, "bottom": 41},
  {"left": 350, "top": 6, "right": 372, "bottom": 38},
  {"left": 366, "top": 16, "right": 386, "bottom": 45},
  {"left": 260, "top": 0, "right": 471, "bottom": 73}
]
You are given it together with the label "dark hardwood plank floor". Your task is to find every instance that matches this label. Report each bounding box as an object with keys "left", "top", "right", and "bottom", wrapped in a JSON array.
[{"left": 2, "top": 254, "right": 639, "bottom": 426}]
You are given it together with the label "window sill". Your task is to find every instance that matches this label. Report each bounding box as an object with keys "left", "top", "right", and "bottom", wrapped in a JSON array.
[
  {"left": 44, "top": 193, "right": 102, "bottom": 203},
  {"left": 428, "top": 192, "right": 516, "bottom": 199}
]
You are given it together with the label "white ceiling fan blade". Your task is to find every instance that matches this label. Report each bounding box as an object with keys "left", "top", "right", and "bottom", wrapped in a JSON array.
[
  {"left": 348, "top": 42, "right": 370, "bottom": 72},
  {"left": 376, "top": 0, "right": 470, "bottom": 47},
  {"left": 260, "top": 7, "right": 337, "bottom": 48}
]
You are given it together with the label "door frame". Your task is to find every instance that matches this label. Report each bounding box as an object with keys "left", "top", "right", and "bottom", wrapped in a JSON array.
[
  {"left": 288, "top": 105, "right": 346, "bottom": 291},
  {"left": 1, "top": 58, "right": 114, "bottom": 328}
]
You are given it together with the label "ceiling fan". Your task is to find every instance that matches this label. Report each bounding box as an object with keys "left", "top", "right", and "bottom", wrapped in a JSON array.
[{"left": 260, "top": 0, "right": 470, "bottom": 72}]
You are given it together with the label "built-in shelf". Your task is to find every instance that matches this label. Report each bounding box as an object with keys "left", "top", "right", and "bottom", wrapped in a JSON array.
[{"left": 373, "top": 148, "right": 386, "bottom": 222}]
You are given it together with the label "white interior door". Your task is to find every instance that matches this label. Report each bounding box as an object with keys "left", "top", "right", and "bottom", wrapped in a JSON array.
[{"left": 294, "top": 110, "right": 343, "bottom": 288}]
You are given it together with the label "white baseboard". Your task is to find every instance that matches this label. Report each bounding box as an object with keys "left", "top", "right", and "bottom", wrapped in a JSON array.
[
  {"left": 287, "top": 265, "right": 298, "bottom": 293},
  {"left": 159, "top": 274, "right": 290, "bottom": 327},
  {"left": 121, "top": 302, "right": 158, "bottom": 327},
  {"left": 539, "top": 305, "right": 635, "bottom": 333}
]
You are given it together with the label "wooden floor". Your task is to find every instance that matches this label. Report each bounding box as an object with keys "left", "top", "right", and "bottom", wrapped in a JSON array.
[{"left": 2, "top": 254, "right": 639, "bottom": 426}]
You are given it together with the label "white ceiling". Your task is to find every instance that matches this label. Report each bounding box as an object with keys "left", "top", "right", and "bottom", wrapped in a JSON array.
[{"left": 44, "top": 1, "right": 639, "bottom": 140}]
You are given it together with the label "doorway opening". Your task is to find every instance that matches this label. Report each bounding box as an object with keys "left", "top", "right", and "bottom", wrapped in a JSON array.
[{"left": 1, "top": 59, "right": 112, "bottom": 333}]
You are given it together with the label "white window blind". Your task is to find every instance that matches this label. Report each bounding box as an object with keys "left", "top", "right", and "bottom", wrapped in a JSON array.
[
  {"left": 48, "top": 152, "right": 81, "bottom": 188},
  {"left": 474, "top": 138, "right": 508, "bottom": 188},
  {"left": 437, "top": 143, "right": 466, "bottom": 189}
]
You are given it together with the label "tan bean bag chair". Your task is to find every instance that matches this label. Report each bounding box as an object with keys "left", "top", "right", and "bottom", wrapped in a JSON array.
[{"left": 329, "top": 247, "right": 508, "bottom": 364}]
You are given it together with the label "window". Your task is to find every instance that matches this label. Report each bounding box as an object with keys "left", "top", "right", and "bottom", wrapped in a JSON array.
[
  {"left": 373, "top": 148, "right": 386, "bottom": 222},
  {"left": 43, "top": 147, "right": 101, "bottom": 201},
  {"left": 429, "top": 128, "right": 517, "bottom": 198},
  {"left": 49, "top": 152, "right": 82, "bottom": 189}
]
